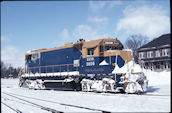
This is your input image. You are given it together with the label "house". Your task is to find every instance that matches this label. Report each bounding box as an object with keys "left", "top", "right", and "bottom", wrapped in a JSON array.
[{"left": 137, "top": 34, "right": 171, "bottom": 71}]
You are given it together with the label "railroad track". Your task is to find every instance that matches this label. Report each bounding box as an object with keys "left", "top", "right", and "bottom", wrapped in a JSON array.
[
  {"left": 3, "top": 91, "right": 168, "bottom": 113},
  {"left": 2, "top": 92, "right": 63, "bottom": 113},
  {"left": 2, "top": 92, "right": 111, "bottom": 113},
  {"left": 79, "top": 91, "right": 170, "bottom": 97},
  {"left": 137, "top": 93, "right": 170, "bottom": 97},
  {"left": 2, "top": 102, "right": 22, "bottom": 113}
]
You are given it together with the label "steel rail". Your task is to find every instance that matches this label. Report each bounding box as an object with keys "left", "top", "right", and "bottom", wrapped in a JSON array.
[
  {"left": 2, "top": 102, "right": 22, "bottom": 113},
  {"left": 2, "top": 92, "right": 111, "bottom": 113},
  {"left": 2, "top": 92, "right": 63, "bottom": 113}
]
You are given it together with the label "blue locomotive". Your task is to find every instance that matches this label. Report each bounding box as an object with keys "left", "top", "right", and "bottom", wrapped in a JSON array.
[{"left": 19, "top": 38, "right": 148, "bottom": 93}]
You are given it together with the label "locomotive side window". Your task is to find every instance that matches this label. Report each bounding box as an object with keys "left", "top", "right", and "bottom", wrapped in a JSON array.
[
  {"left": 104, "top": 45, "right": 123, "bottom": 51},
  {"left": 105, "top": 46, "right": 112, "bottom": 51},
  {"left": 27, "top": 55, "right": 31, "bottom": 61},
  {"left": 91, "top": 48, "right": 94, "bottom": 55},
  {"left": 87, "top": 48, "right": 94, "bottom": 55},
  {"left": 112, "top": 46, "right": 118, "bottom": 50},
  {"left": 87, "top": 48, "right": 91, "bottom": 55},
  {"left": 99, "top": 45, "right": 103, "bottom": 53}
]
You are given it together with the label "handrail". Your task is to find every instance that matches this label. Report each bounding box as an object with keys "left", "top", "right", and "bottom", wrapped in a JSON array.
[
  {"left": 28, "top": 63, "right": 73, "bottom": 69},
  {"left": 27, "top": 63, "right": 78, "bottom": 77}
]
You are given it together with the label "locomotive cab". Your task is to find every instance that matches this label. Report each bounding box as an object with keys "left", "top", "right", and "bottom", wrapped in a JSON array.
[{"left": 76, "top": 38, "right": 133, "bottom": 66}]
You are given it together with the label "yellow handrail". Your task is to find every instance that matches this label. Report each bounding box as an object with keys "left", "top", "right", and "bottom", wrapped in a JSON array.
[{"left": 27, "top": 63, "right": 77, "bottom": 76}]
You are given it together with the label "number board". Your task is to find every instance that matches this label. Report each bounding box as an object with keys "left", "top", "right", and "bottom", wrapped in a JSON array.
[{"left": 104, "top": 41, "right": 114, "bottom": 45}]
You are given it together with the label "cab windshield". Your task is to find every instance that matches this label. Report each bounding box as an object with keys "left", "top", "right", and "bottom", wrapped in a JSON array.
[{"left": 100, "top": 45, "right": 121, "bottom": 52}]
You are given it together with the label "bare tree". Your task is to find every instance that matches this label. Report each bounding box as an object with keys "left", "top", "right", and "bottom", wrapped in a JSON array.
[
  {"left": 1, "top": 61, "right": 23, "bottom": 78},
  {"left": 125, "top": 34, "right": 148, "bottom": 50},
  {"left": 1, "top": 61, "right": 7, "bottom": 78},
  {"left": 125, "top": 34, "right": 148, "bottom": 63}
]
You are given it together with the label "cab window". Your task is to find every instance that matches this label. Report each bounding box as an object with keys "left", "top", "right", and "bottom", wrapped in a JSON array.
[
  {"left": 27, "top": 55, "right": 31, "bottom": 61},
  {"left": 87, "top": 48, "right": 94, "bottom": 55},
  {"left": 99, "top": 45, "right": 103, "bottom": 53},
  {"left": 105, "top": 46, "right": 112, "bottom": 51},
  {"left": 112, "top": 46, "right": 118, "bottom": 50}
]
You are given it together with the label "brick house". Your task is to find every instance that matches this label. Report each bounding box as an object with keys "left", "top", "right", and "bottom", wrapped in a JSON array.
[{"left": 137, "top": 34, "right": 171, "bottom": 71}]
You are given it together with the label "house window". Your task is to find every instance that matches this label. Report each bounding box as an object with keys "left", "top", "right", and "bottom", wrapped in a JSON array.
[
  {"left": 155, "top": 50, "right": 160, "bottom": 57},
  {"left": 156, "top": 62, "right": 161, "bottom": 69},
  {"left": 167, "top": 62, "right": 170, "bottom": 68},
  {"left": 147, "top": 51, "right": 153, "bottom": 58},
  {"left": 87, "top": 48, "right": 94, "bottom": 55},
  {"left": 164, "top": 61, "right": 170, "bottom": 69},
  {"left": 139, "top": 52, "right": 144, "bottom": 59},
  {"left": 162, "top": 49, "right": 169, "bottom": 56}
]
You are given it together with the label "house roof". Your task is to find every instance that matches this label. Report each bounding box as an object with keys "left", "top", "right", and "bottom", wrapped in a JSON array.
[{"left": 139, "top": 34, "right": 171, "bottom": 50}]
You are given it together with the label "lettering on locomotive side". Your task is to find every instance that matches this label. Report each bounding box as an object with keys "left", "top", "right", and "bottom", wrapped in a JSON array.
[
  {"left": 85, "top": 68, "right": 104, "bottom": 72},
  {"left": 86, "top": 57, "right": 94, "bottom": 61},
  {"left": 86, "top": 57, "right": 95, "bottom": 66},
  {"left": 86, "top": 62, "right": 95, "bottom": 66}
]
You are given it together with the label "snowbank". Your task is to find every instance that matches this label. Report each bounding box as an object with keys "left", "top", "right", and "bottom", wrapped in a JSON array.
[
  {"left": 143, "top": 69, "right": 171, "bottom": 86},
  {"left": 111, "top": 60, "right": 170, "bottom": 92},
  {"left": 111, "top": 60, "right": 170, "bottom": 86},
  {"left": 1, "top": 78, "right": 19, "bottom": 88}
]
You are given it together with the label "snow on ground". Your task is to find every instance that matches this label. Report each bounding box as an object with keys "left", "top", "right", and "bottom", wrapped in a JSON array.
[
  {"left": 1, "top": 70, "right": 171, "bottom": 112},
  {"left": 144, "top": 69, "right": 171, "bottom": 96},
  {"left": 144, "top": 69, "right": 170, "bottom": 86}
]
